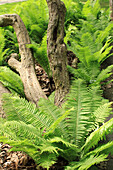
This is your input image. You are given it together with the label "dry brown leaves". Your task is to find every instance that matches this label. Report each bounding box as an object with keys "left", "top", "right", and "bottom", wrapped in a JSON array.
[{"left": 0, "top": 143, "right": 36, "bottom": 170}]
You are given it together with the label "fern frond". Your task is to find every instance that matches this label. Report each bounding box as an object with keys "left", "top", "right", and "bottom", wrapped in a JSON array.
[
  {"left": 49, "top": 137, "right": 77, "bottom": 149},
  {"left": 93, "top": 102, "right": 113, "bottom": 124},
  {"left": 66, "top": 154, "right": 108, "bottom": 170},
  {"left": 0, "top": 120, "right": 42, "bottom": 143},
  {"left": 2, "top": 93, "right": 70, "bottom": 138},
  {"left": 96, "top": 65, "right": 113, "bottom": 83},
  {"left": 38, "top": 98, "right": 68, "bottom": 138},
  {"left": 96, "top": 23, "right": 113, "bottom": 43},
  {"left": 84, "top": 141, "right": 113, "bottom": 158},
  {"left": 2, "top": 93, "right": 50, "bottom": 130},
  {"left": 0, "top": 66, "right": 24, "bottom": 96},
  {"left": 0, "top": 28, "right": 9, "bottom": 65},
  {"left": 82, "top": 0, "right": 101, "bottom": 18},
  {"left": 63, "top": 79, "right": 93, "bottom": 146},
  {"left": 39, "top": 143, "right": 61, "bottom": 155},
  {"left": 82, "top": 117, "right": 113, "bottom": 155},
  {"left": 37, "top": 152, "right": 57, "bottom": 170},
  {"left": 45, "top": 108, "right": 74, "bottom": 136}
]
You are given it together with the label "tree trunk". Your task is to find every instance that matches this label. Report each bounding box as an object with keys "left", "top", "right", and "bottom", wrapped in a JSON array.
[
  {"left": 110, "top": 0, "right": 113, "bottom": 21},
  {"left": 0, "top": 82, "right": 10, "bottom": 118},
  {"left": 46, "top": 0, "right": 70, "bottom": 106},
  {"left": 0, "top": 14, "right": 47, "bottom": 105}
]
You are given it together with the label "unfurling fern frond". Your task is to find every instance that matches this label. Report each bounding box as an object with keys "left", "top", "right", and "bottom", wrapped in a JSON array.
[{"left": 0, "top": 66, "right": 24, "bottom": 96}]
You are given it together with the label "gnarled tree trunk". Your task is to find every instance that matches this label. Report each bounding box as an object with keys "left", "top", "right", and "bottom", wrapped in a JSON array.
[
  {"left": 0, "top": 14, "right": 47, "bottom": 105},
  {"left": 0, "top": 0, "right": 70, "bottom": 107},
  {"left": 46, "top": 0, "right": 70, "bottom": 106}
]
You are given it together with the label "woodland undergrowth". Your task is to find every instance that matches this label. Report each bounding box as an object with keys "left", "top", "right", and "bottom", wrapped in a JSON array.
[{"left": 0, "top": 0, "right": 113, "bottom": 169}]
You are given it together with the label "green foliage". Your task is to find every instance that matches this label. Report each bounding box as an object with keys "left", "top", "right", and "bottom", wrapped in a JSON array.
[
  {"left": 14, "top": 0, "right": 48, "bottom": 44},
  {"left": 82, "top": 117, "right": 113, "bottom": 155},
  {"left": 1, "top": 77, "right": 113, "bottom": 169},
  {"left": 62, "top": 79, "right": 111, "bottom": 146},
  {"left": 4, "top": 28, "right": 19, "bottom": 54},
  {"left": 66, "top": 23, "right": 113, "bottom": 85},
  {"left": 82, "top": 0, "right": 101, "bottom": 18},
  {"left": 0, "top": 66, "right": 24, "bottom": 96},
  {"left": 62, "top": 0, "right": 84, "bottom": 28},
  {"left": 0, "top": 0, "right": 113, "bottom": 169},
  {"left": 0, "top": 29, "right": 9, "bottom": 66},
  {"left": 27, "top": 34, "right": 51, "bottom": 75},
  {"left": 66, "top": 154, "right": 108, "bottom": 170},
  {"left": 1, "top": 93, "right": 78, "bottom": 169},
  {"left": 64, "top": 0, "right": 113, "bottom": 86},
  {"left": 0, "top": 0, "right": 50, "bottom": 74}
]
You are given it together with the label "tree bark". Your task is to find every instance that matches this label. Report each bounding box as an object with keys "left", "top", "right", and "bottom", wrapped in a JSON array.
[
  {"left": 0, "top": 82, "right": 10, "bottom": 118},
  {"left": 46, "top": 0, "right": 70, "bottom": 106},
  {"left": 110, "top": 0, "right": 113, "bottom": 21},
  {"left": 0, "top": 14, "right": 47, "bottom": 105}
]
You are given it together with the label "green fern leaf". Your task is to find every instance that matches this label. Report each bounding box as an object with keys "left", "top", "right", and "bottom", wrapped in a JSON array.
[
  {"left": 0, "top": 66, "right": 24, "bottom": 96},
  {"left": 82, "top": 117, "right": 113, "bottom": 155},
  {"left": 38, "top": 98, "right": 68, "bottom": 138},
  {"left": 49, "top": 137, "right": 77, "bottom": 149},
  {"left": 2, "top": 93, "right": 49, "bottom": 130},
  {"left": 96, "top": 65, "right": 113, "bottom": 83},
  {"left": 37, "top": 153, "right": 57, "bottom": 170},
  {"left": 46, "top": 108, "right": 74, "bottom": 136},
  {"left": 85, "top": 141, "right": 113, "bottom": 158},
  {"left": 0, "top": 120, "right": 42, "bottom": 142},
  {"left": 93, "top": 102, "right": 113, "bottom": 124},
  {"left": 66, "top": 154, "right": 108, "bottom": 170},
  {"left": 63, "top": 79, "right": 93, "bottom": 146}
]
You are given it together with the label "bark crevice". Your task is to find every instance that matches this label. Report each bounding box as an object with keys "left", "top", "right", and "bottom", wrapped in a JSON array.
[{"left": 46, "top": 0, "right": 70, "bottom": 106}]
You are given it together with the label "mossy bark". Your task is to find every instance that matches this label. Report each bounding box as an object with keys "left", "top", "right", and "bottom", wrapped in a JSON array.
[{"left": 46, "top": 0, "right": 70, "bottom": 106}]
